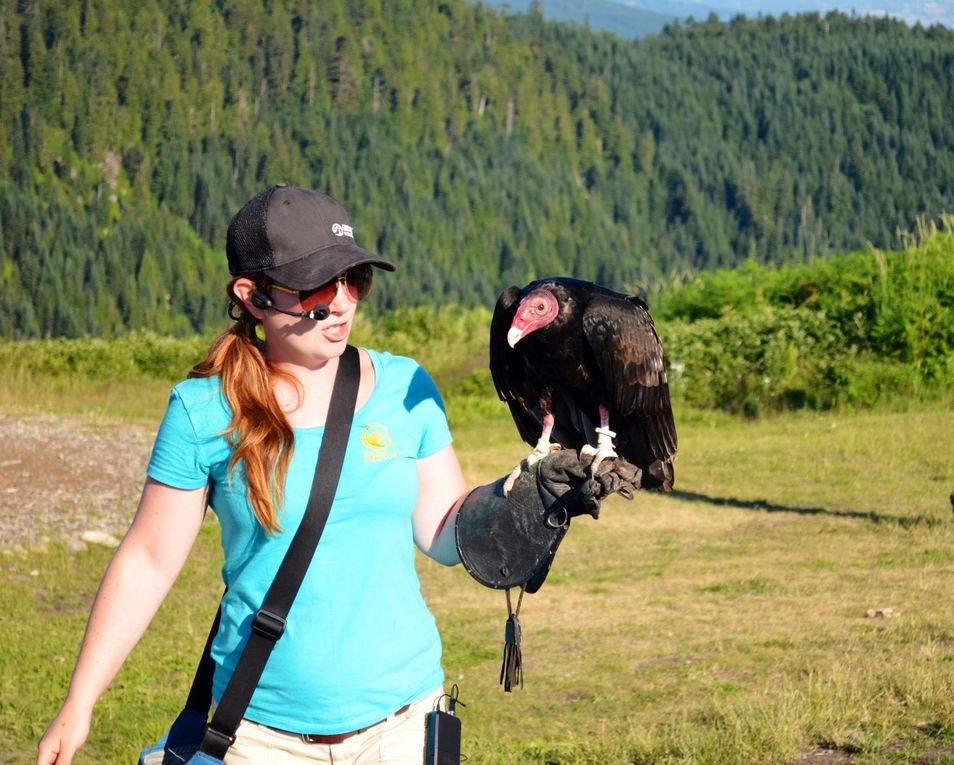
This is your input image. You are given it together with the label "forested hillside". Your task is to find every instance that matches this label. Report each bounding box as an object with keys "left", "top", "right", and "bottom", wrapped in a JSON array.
[{"left": 1, "top": 0, "right": 952, "bottom": 338}]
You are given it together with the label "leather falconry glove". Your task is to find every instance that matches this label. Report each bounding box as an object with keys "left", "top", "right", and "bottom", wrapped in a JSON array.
[
  {"left": 578, "top": 450, "right": 643, "bottom": 503},
  {"left": 454, "top": 447, "right": 639, "bottom": 690}
]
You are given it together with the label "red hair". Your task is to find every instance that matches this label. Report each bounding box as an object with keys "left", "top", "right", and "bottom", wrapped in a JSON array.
[{"left": 189, "top": 278, "right": 297, "bottom": 535}]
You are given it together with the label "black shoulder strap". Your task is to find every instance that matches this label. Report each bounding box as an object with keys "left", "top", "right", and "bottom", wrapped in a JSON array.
[{"left": 194, "top": 345, "right": 361, "bottom": 759}]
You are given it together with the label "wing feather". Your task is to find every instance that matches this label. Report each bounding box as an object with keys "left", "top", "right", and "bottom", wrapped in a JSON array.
[{"left": 582, "top": 294, "right": 678, "bottom": 462}]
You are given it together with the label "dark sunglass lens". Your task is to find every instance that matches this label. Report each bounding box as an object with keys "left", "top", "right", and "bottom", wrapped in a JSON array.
[
  {"left": 346, "top": 265, "right": 373, "bottom": 300},
  {"left": 295, "top": 266, "right": 372, "bottom": 310}
]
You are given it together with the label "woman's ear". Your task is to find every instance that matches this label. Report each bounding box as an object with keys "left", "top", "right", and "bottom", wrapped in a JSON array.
[{"left": 231, "top": 277, "right": 266, "bottom": 320}]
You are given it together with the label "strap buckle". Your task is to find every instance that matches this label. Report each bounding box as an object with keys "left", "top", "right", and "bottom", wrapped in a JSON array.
[
  {"left": 251, "top": 608, "right": 286, "bottom": 641},
  {"left": 200, "top": 725, "right": 237, "bottom": 758}
]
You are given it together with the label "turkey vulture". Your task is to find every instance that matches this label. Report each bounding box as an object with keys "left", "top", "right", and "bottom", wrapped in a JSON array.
[{"left": 490, "top": 277, "right": 677, "bottom": 491}]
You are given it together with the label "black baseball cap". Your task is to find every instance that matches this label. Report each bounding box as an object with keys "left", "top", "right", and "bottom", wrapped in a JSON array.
[{"left": 226, "top": 184, "right": 395, "bottom": 290}]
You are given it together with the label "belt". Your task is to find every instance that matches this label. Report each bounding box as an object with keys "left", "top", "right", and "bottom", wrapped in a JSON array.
[{"left": 266, "top": 703, "right": 412, "bottom": 745}]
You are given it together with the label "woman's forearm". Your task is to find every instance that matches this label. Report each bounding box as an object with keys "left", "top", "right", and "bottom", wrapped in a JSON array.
[
  {"left": 414, "top": 447, "right": 469, "bottom": 564},
  {"left": 62, "top": 542, "right": 183, "bottom": 709},
  {"left": 38, "top": 480, "right": 207, "bottom": 764},
  {"left": 36, "top": 541, "right": 189, "bottom": 765}
]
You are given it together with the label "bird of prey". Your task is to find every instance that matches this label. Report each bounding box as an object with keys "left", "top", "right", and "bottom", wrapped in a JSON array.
[{"left": 490, "top": 277, "right": 677, "bottom": 491}]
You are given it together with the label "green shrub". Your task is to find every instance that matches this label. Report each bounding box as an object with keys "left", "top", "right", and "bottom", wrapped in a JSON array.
[
  {"left": 352, "top": 304, "right": 495, "bottom": 400},
  {"left": 836, "top": 355, "right": 924, "bottom": 408},
  {"left": 4, "top": 226, "right": 953, "bottom": 423},
  {"left": 662, "top": 307, "right": 848, "bottom": 416},
  {"left": 0, "top": 330, "right": 212, "bottom": 382},
  {"left": 0, "top": 307, "right": 499, "bottom": 423},
  {"left": 656, "top": 218, "right": 954, "bottom": 414}
]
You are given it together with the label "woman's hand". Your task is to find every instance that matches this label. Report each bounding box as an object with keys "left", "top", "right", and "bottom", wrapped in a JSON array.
[{"left": 36, "top": 699, "right": 92, "bottom": 765}]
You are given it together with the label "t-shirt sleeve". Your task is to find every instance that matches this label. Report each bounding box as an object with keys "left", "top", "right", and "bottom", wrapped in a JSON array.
[
  {"left": 407, "top": 364, "right": 454, "bottom": 459},
  {"left": 147, "top": 389, "right": 214, "bottom": 489}
]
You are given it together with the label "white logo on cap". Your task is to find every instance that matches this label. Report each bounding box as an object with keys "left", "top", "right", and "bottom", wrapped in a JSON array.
[{"left": 332, "top": 223, "right": 354, "bottom": 239}]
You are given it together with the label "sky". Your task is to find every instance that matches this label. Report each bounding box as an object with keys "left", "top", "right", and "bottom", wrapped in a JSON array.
[{"left": 619, "top": 0, "right": 954, "bottom": 27}]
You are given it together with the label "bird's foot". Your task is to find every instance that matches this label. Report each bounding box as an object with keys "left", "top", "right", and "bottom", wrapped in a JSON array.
[
  {"left": 503, "top": 465, "right": 522, "bottom": 496},
  {"left": 503, "top": 443, "right": 561, "bottom": 495},
  {"left": 581, "top": 426, "right": 618, "bottom": 471},
  {"left": 527, "top": 441, "right": 561, "bottom": 466}
]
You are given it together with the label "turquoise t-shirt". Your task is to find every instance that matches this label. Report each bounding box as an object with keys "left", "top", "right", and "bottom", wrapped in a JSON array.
[{"left": 146, "top": 348, "right": 452, "bottom": 734}]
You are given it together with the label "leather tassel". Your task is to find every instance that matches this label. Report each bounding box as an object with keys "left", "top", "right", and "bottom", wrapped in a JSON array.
[
  {"left": 499, "top": 587, "right": 526, "bottom": 692},
  {"left": 500, "top": 611, "right": 523, "bottom": 692}
]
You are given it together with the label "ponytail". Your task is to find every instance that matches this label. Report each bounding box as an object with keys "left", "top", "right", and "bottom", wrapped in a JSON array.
[{"left": 190, "top": 279, "right": 295, "bottom": 535}]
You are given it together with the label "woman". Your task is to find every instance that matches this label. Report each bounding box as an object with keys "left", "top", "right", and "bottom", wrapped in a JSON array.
[
  {"left": 37, "top": 185, "right": 470, "bottom": 765},
  {"left": 37, "top": 184, "right": 622, "bottom": 765}
]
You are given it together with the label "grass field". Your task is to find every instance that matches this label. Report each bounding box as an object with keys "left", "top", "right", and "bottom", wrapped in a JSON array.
[{"left": 2, "top": 389, "right": 953, "bottom": 763}]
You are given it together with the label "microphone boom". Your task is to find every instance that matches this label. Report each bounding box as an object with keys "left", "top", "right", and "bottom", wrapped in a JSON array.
[{"left": 250, "top": 291, "right": 330, "bottom": 321}]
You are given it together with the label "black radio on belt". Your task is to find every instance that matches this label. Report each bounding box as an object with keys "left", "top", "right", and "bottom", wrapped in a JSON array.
[{"left": 425, "top": 685, "right": 464, "bottom": 765}]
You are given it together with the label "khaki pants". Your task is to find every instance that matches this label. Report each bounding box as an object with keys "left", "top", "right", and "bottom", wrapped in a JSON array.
[{"left": 223, "top": 687, "right": 443, "bottom": 765}]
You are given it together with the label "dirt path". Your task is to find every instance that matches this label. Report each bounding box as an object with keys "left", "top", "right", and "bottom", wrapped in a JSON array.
[{"left": 0, "top": 411, "right": 154, "bottom": 549}]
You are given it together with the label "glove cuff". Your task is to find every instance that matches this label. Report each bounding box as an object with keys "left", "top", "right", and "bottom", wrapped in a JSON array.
[{"left": 455, "top": 474, "right": 569, "bottom": 593}]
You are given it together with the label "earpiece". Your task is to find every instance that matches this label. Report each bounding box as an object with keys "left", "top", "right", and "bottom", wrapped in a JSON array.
[{"left": 250, "top": 291, "right": 273, "bottom": 310}]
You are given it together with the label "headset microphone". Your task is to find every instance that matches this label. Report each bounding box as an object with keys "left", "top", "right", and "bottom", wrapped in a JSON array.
[{"left": 250, "top": 291, "right": 331, "bottom": 322}]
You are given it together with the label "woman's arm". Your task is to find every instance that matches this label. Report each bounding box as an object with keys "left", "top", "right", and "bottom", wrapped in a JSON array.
[
  {"left": 412, "top": 445, "right": 469, "bottom": 565},
  {"left": 36, "top": 478, "right": 207, "bottom": 765}
]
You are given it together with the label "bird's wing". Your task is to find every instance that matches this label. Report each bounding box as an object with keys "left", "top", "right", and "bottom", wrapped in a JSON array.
[
  {"left": 489, "top": 286, "right": 546, "bottom": 446},
  {"left": 581, "top": 293, "right": 678, "bottom": 463}
]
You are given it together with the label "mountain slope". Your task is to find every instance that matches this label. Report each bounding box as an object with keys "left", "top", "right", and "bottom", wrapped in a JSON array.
[{"left": 1, "top": 2, "right": 952, "bottom": 338}]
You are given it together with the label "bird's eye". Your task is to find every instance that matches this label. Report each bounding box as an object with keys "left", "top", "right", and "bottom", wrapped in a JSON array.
[{"left": 535, "top": 301, "right": 546, "bottom": 313}]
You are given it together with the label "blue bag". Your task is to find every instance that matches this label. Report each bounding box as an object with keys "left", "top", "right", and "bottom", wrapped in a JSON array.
[{"left": 138, "top": 710, "right": 220, "bottom": 765}]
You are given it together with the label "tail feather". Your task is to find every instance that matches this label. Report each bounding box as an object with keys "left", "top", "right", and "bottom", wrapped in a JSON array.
[{"left": 644, "top": 459, "right": 674, "bottom": 492}]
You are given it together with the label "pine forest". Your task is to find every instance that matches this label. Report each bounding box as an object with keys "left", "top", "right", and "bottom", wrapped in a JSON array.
[{"left": 1, "top": 0, "right": 953, "bottom": 339}]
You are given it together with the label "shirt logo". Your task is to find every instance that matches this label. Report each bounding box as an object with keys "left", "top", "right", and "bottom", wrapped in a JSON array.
[
  {"left": 332, "top": 223, "right": 354, "bottom": 239},
  {"left": 361, "top": 424, "right": 400, "bottom": 462}
]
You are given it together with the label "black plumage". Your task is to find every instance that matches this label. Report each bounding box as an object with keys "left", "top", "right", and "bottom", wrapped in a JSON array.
[{"left": 490, "top": 277, "right": 677, "bottom": 491}]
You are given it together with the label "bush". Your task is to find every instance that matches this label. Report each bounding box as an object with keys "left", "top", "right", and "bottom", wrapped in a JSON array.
[
  {"left": 662, "top": 307, "right": 848, "bottom": 416},
  {"left": 4, "top": 241, "right": 952, "bottom": 423},
  {"left": 656, "top": 218, "right": 954, "bottom": 413},
  {"left": 352, "top": 304, "right": 495, "bottom": 398},
  {"left": 0, "top": 330, "right": 211, "bottom": 382},
  {"left": 0, "top": 308, "right": 499, "bottom": 420}
]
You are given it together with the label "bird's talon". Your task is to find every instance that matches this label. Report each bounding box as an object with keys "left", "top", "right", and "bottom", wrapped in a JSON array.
[
  {"left": 526, "top": 441, "right": 560, "bottom": 466},
  {"left": 588, "top": 417, "right": 619, "bottom": 470},
  {"left": 503, "top": 464, "right": 523, "bottom": 496},
  {"left": 579, "top": 444, "right": 599, "bottom": 470},
  {"left": 591, "top": 447, "right": 619, "bottom": 471},
  {"left": 587, "top": 443, "right": 618, "bottom": 472},
  {"left": 525, "top": 451, "right": 545, "bottom": 467}
]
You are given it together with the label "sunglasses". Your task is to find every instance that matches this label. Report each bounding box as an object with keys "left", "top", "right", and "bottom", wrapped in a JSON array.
[{"left": 271, "top": 264, "right": 373, "bottom": 312}]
